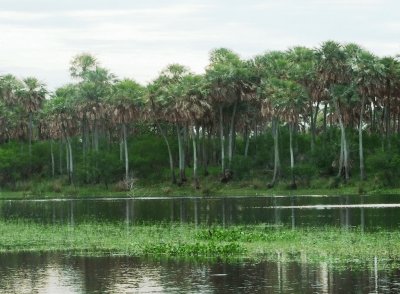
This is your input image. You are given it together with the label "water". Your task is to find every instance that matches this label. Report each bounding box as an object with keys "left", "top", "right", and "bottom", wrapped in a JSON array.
[
  {"left": 0, "top": 195, "right": 400, "bottom": 229},
  {"left": 1, "top": 195, "right": 400, "bottom": 293},
  {"left": 1, "top": 252, "right": 399, "bottom": 293}
]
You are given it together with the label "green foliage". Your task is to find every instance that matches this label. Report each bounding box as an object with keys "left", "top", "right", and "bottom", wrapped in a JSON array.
[
  {"left": 230, "top": 155, "right": 254, "bottom": 180},
  {"left": 367, "top": 150, "right": 400, "bottom": 187}
]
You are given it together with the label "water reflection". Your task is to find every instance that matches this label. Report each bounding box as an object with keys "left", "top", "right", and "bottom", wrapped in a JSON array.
[
  {"left": 1, "top": 252, "right": 399, "bottom": 293},
  {"left": 0, "top": 195, "right": 400, "bottom": 229}
]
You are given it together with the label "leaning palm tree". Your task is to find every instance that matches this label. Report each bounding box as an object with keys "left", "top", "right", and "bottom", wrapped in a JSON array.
[{"left": 148, "top": 64, "right": 191, "bottom": 185}]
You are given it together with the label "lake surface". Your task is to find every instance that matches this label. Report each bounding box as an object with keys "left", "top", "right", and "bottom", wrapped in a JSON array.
[
  {"left": 1, "top": 195, "right": 400, "bottom": 293},
  {"left": 0, "top": 252, "right": 398, "bottom": 293},
  {"left": 1, "top": 195, "right": 400, "bottom": 230}
]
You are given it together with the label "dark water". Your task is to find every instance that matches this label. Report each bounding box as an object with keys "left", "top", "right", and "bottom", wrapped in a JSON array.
[
  {"left": 0, "top": 252, "right": 399, "bottom": 294},
  {"left": 1, "top": 195, "right": 400, "bottom": 230},
  {"left": 1, "top": 195, "right": 400, "bottom": 293}
]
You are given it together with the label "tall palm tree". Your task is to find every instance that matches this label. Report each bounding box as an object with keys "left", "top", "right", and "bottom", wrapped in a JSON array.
[
  {"left": 173, "top": 74, "right": 211, "bottom": 188},
  {"left": 19, "top": 77, "right": 47, "bottom": 158},
  {"left": 256, "top": 51, "right": 291, "bottom": 187},
  {"left": 47, "top": 84, "right": 79, "bottom": 184},
  {"left": 148, "top": 64, "right": 191, "bottom": 184},
  {"left": 346, "top": 46, "right": 384, "bottom": 180},
  {"left": 107, "top": 79, "right": 145, "bottom": 181},
  {"left": 316, "top": 41, "right": 352, "bottom": 182},
  {"left": 205, "top": 48, "right": 248, "bottom": 175}
]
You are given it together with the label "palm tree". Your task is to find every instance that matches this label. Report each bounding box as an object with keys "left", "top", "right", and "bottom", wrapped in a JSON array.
[
  {"left": 205, "top": 48, "right": 249, "bottom": 175},
  {"left": 18, "top": 77, "right": 47, "bottom": 158},
  {"left": 148, "top": 64, "right": 191, "bottom": 185},
  {"left": 316, "top": 41, "right": 352, "bottom": 182},
  {"left": 173, "top": 74, "right": 211, "bottom": 188},
  {"left": 256, "top": 51, "right": 291, "bottom": 187},
  {"left": 47, "top": 84, "right": 79, "bottom": 184},
  {"left": 346, "top": 46, "right": 384, "bottom": 180},
  {"left": 107, "top": 79, "right": 145, "bottom": 181}
]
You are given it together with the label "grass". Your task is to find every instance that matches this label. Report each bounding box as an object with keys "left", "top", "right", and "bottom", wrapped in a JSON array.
[{"left": 1, "top": 220, "right": 400, "bottom": 268}]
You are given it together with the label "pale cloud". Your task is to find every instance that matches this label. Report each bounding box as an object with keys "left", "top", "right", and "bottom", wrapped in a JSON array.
[{"left": 0, "top": 0, "right": 399, "bottom": 90}]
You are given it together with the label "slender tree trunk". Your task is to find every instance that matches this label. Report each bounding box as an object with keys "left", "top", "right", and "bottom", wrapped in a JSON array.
[
  {"left": 59, "top": 139, "right": 63, "bottom": 175},
  {"left": 244, "top": 125, "right": 250, "bottom": 158},
  {"left": 64, "top": 134, "right": 73, "bottom": 185},
  {"left": 183, "top": 125, "right": 190, "bottom": 168},
  {"left": 176, "top": 124, "right": 186, "bottom": 183},
  {"left": 68, "top": 138, "right": 74, "bottom": 185},
  {"left": 119, "top": 139, "right": 123, "bottom": 162},
  {"left": 65, "top": 140, "right": 69, "bottom": 176},
  {"left": 50, "top": 140, "right": 55, "bottom": 178},
  {"left": 93, "top": 122, "right": 99, "bottom": 152},
  {"left": 122, "top": 123, "right": 129, "bottom": 181},
  {"left": 28, "top": 112, "right": 33, "bottom": 159},
  {"left": 336, "top": 100, "right": 349, "bottom": 182},
  {"left": 323, "top": 103, "right": 328, "bottom": 135},
  {"left": 219, "top": 105, "right": 225, "bottom": 173},
  {"left": 192, "top": 127, "right": 199, "bottom": 189},
  {"left": 338, "top": 131, "right": 344, "bottom": 178},
  {"left": 289, "top": 122, "right": 296, "bottom": 188},
  {"left": 310, "top": 101, "right": 319, "bottom": 153},
  {"left": 157, "top": 121, "right": 176, "bottom": 184},
  {"left": 228, "top": 101, "right": 238, "bottom": 167},
  {"left": 359, "top": 96, "right": 366, "bottom": 181},
  {"left": 269, "top": 118, "right": 280, "bottom": 187},
  {"left": 202, "top": 127, "right": 208, "bottom": 176}
]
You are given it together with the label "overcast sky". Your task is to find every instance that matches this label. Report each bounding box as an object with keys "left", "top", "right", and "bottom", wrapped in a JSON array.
[{"left": 0, "top": 0, "right": 399, "bottom": 90}]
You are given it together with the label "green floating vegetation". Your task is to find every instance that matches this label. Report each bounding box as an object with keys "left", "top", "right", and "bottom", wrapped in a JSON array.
[{"left": 1, "top": 221, "right": 400, "bottom": 267}]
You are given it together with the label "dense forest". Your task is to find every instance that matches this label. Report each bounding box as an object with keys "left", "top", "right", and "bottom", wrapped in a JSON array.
[{"left": 1, "top": 40, "right": 400, "bottom": 192}]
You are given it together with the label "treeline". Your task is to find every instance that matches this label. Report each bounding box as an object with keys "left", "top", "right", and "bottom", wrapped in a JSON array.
[{"left": 1, "top": 41, "right": 400, "bottom": 190}]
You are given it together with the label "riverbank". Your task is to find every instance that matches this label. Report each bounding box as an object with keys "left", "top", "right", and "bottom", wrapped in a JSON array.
[
  {"left": 1, "top": 221, "right": 399, "bottom": 267},
  {"left": 1, "top": 177, "right": 400, "bottom": 200}
]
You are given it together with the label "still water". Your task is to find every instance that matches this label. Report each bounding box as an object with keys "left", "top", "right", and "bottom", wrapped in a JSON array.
[
  {"left": 0, "top": 195, "right": 400, "bottom": 229},
  {"left": 0, "top": 252, "right": 398, "bottom": 293},
  {"left": 1, "top": 195, "right": 400, "bottom": 293}
]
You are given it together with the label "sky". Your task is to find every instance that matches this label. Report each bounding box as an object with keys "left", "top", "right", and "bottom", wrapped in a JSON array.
[{"left": 0, "top": 0, "right": 399, "bottom": 90}]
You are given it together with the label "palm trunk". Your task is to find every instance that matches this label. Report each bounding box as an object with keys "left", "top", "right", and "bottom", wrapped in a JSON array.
[
  {"left": 202, "top": 127, "right": 208, "bottom": 176},
  {"left": 93, "top": 122, "right": 99, "bottom": 152},
  {"left": 269, "top": 118, "right": 280, "bottom": 187},
  {"left": 65, "top": 135, "right": 73, "bottom": 185},
  {"left": 119, "top": 140, "right": 123, "bottom": 162},
  {"left": 28, "top": 112, "right": 33, "bottom": 158},
  {"left": 157, "top": 121, "right": 176, "bottom": 184},
  {"left": 289, "top": 122, "right": 296, "bottom": 188},
  {"left": 323, "top": 103, "right": 328, "bottom": 135},
  {"left": 122, "top": 123, "right": 129, "bottom": 181},
  {"left": 50, "top": 140, "right": 55, "bottom": 177},
  {"left": 192, "top": 127, "right": 199, "bottom": 189},
  {"left": 338, "top": 131, "right": 344, "bottom": 178},
  {"left": 219, "top": 105, "right": 225, "bottom": 173},
  {"left": 228, "top": 101, "right": 238, "bottom": 167},
  {"left": 176, "top": 124, "right": 186, "bottom": 183},
  {"left": 59, "top": 139, "right": 63, "bottom": 175},
  {"left": 359, "top": 96, "right": 366, "bottom": 181},
  {"left": 244, "top": 125, "right": 250, "bottom": 158},
  {"left": 68, "top": 138, "right": 74, "bottom": 185},
  {"left": 336, "top": 100, "right": 349, "bottom": 182}
]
